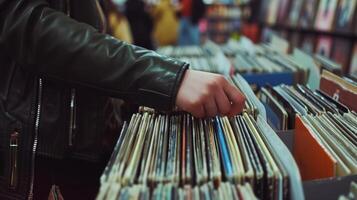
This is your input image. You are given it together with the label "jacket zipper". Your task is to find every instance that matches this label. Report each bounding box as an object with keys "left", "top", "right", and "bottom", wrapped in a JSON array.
[
  {"left": 9, "top": 130, "right": 19, "bottom": 189},
  {"left": 69, "top": 88, "right": 77, "bottom": 146},
  {"left": 28, "top": 78, "right": 43, "bottom": 200},
  {"left": 65, "top": 0, "right": 77, "bottom": 147}
]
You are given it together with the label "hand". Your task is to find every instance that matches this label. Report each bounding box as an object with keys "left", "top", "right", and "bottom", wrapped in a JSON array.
[{"left": 176, "top": 70, "right": 245, "bottom": 118}]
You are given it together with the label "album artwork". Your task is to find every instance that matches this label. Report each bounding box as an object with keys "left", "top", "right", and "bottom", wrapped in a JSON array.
[
  {"left": 277, "top": 0, "right": 291, "bottom": 25},
  {"left": 300, "top": 34, "right": 316, "bottom": 54},
  {"left": 331, "top": 38, "right": 352, "bottom": 73},
  {"left": 289, "top": 32, "right": 300, "bottom": 48},
  {"left": 334, "top": 0, "right": 357, "bottom": 32},
  {"left": 349, "top": 43, "right": 357, "bottom": 76},
  {"left": 314, "top": 0, "right": 338, "bottom": 31},
  {"left": 266, "top": 0, "right": 280, "bottom": 25},
  {"left": 299, "top": 0, "right": 319, "bottom": 28},
  {"left": 315, "top": 36, "right": 333, "bottom": 57},
  {"left": 288, "top": 0, "right": 304, "bottom": 27}
]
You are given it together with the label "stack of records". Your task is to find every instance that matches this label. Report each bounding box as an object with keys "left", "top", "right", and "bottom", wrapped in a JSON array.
[
  {"left": 96, "top": 71, "right": 304, "bottom": 200},
  {"left": 220, "top": 39, "right": 308, "bottom": 80},
  {"left": 258, "top": 73, "right": 357, "bottom": 180},
  {"left": 157, "top": 46, "right": 205, "bottom": 58},
  {"left": 296, "top": 112, "right": 357, "bottom": 179},
  {"left": 259, "top": 84, "right": 351, "bottom": 130},
  {"left": 314, "top": 54, "right": 342, "bottom": 75},
  {"left": 230, "top": 74, "right": 266, "bottom": 120},
  {"left": 113, "top": 182, "right": 257, "bottom": 200},
  {"left": 320, "top": 70, "right": 357, "bottom": 111},
  {"left": 157, "top": 43, "right": 230, "bottom": 75},
  {"left": 96, "top": 111, "right": 303, "bottom": 200}
]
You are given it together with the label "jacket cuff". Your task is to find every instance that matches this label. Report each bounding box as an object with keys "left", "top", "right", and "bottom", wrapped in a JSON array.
[{"left": 170, "top": 63, "right": 190, "bottom": 110}]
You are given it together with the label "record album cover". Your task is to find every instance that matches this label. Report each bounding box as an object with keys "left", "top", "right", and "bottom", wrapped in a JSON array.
[
  {"left": 277, "top": 0, "right": 291, "bottom": 25},
  {"left": 300, "top": 34, "right": 316, "bottom": 54},
  {"left": 349, "top": 43, "right": 357, "bottom": 77},
  {"left": 298, "top": 0, "right": 319, "bottom": 28},
  {"left": 290, "top": 32, "right": 300, "bottom": 48},
  {"left": 331, "top": 38, "right": 352, "bottom": 74},
  {"left": 315, "top": 36, "right": 333, "bottom": 57},
  {"left": 334, "top": 0, "right": 357, "bottom": 32},
  {"left": 314, "top": 0, "right": 339, "bottom": 31},
  {"left": 288, "top": 0, "right": 304, "bottom": 27},
  {"left": 266, "top": 0, "right": 280, "bottom": 25},
  {"left": 259, "top": 0, "right": 271, "bottom": 23}
]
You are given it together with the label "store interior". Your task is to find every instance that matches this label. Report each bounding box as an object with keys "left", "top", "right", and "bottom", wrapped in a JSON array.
[
  {"left": 1, "top": 0, "right": 357, "bottom": 199},
  {"left": 98, "top": 0, "right": 357, "bottom": 199}
]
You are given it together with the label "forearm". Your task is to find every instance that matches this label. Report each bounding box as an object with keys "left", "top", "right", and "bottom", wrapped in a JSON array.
[{"left": 0, "top": 0, "right": 188, "bottom": 110}]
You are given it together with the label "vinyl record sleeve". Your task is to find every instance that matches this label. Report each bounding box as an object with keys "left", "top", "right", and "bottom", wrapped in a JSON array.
[
  {"left": 349, "top": 43, "right": 357, "bottom": 76},
  {"left": 244, "top": 114, "right": 277, "bottom": 200},
  {"left": 306, "top": 115, "right": 352, "bottom": 176},
  {"left": 331, "top": 38, "right": 352, "bottom": 74},
  {"left": 256, "top": 115, "right": 304, "bottom": 200},
  {"left": 238, "top": 116, "right": 264, "bottom": 198},
  {"left": 230, "top": 117, "right": 255, "bottom": 185},
  {"left": 334, "top": 0, "right": 357, "bottom": 32},
  {"left": 315, "top": 0, "right": 339, "bottom": 31},
  {"left": 214, "top": 117, "right": 233, "bottom": 180},
  {"left": 315, "top": 36, "right": 333, "bottom": 58},
  {"left": 220, "top": 117, "right": 245, "bottom": 183},
  {"left": 260, "top": 87, "right": 288, "bottom": 130},
  {"left": 288, "top": 0, "right": 304, "bottom": 27},
  {"left": 299, "top": 0, "right": 319, "bottom": 28}
]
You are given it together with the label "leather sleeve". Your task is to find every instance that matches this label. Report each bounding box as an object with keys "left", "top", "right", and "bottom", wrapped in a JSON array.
[{"left": 0, "top": 0, "right": 188, "bottom": 111}]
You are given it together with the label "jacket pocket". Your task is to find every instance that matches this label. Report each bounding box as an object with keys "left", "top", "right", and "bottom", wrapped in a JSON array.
[
  {"left": 0, "top": 105, "right": 32, "bottom": 200},
  {"left": 37, "top": 80, "right": 70, "bottom": 159},
  {"left": 70, "top": 89, "right": 108, "bottom": 162},
  {"left": 0, "top": 107, "right": 21, "bottom": 191}
]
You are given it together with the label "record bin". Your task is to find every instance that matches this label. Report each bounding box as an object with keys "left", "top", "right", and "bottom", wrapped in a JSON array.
[
  {"left": 241, "top": 71, "right": 295, "bottom": 88},
  {"left": 276, "top": 130, "right": 357, "bottom": 200}
]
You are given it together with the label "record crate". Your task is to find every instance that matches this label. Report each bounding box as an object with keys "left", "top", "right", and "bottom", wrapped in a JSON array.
[{"left": 277, "top": 129, "right": 357, "bottom": 200}]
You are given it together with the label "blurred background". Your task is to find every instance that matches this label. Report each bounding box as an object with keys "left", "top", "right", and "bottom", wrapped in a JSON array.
[{"left": 101, "top": 0, "right": 357, "bottom": 80}]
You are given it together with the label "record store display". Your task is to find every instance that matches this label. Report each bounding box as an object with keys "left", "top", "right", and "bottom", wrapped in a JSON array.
[
  {"left": 157, "top": 41, "right": 231, "bottom": 75},
  {"left": 110, "top": 182, "right": 257, "bottom": 200},
  {"left": 260, "top": 70, "right": 357, "bottom": 129},
  {"left": 220, "top": 39, "right": 308, "bottom": 76},
  {"left": 319, "top": 70, "right": 357, "bottom": 111},
  {"left": 259, "top": 0, "right": 357, "bottom": 73},
  {"left": 295, "top": 112, "right": 357, "bottom": 180},
  {"left": 158, "top": 38, "right": 308, "bottom": 75},
  {"left": 259, "top": 83, "right": 350, "bottom": 130},
  {"left": 258, "top": 70, "right": 357, "bottom": 182},
  {"left": 96, "top": 112, "right": 303, "bottom": 200},
  {"left": 230, "top": 74, "right": 266, "bottom": 120},
  {"left": 158, "top": 38, "right": 314, "bottom": 88},
  {"left": 96, "top": 74, "right": 304, "bottom": 200}
]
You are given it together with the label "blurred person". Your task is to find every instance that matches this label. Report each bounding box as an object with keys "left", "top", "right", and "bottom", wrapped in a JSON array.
[
  {"left": 125, "top": 0, "right": 154, "bottom": 49},
  {"left": 152, "top": 0, "right": 179, "bottom": 46},
  {"left": 0, "top": 0, "right": 245, "bottom": 199},
  {"left": 178, "top": 0, "right": 206, "bottom": 46},
  {"left": 107, "top": 0, "right": 133, "bottom": 43}
]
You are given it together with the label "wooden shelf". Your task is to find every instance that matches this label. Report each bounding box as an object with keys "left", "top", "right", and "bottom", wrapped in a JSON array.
[{"left": 262, "top": 23, "right": 357, "bottom": 39}]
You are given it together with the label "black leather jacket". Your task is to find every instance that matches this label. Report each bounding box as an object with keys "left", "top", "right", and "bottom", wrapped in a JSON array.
[{"left": 0, "top": 0, "right": 188, "bottom": 199}]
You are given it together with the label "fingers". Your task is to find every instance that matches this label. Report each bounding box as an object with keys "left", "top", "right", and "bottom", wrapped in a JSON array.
[
  {"left": 215, "top": 87, "right": 231, "bottom": 116},
  {"left": 175, "top": 70, "right": 245, "bottom": 118},
  {"left": 192, "top": 104, "right": 205, "bottom": 118},
  {"left": 204, "top": 96, "right": 218, "bottom": 117},
  {"left": 223, "top": 81, "right": 246, "bottom": 116}
]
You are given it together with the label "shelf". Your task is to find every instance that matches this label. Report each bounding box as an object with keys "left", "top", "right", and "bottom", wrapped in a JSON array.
[
  {"left": 206, "top": 2, "right": 251, "bottom": 7},
  {"left": 261, "top": 23, "right": 357, "bottom": 39},
  {"left": 207, "top": 16, "right": 242, "bottom": 21}
]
